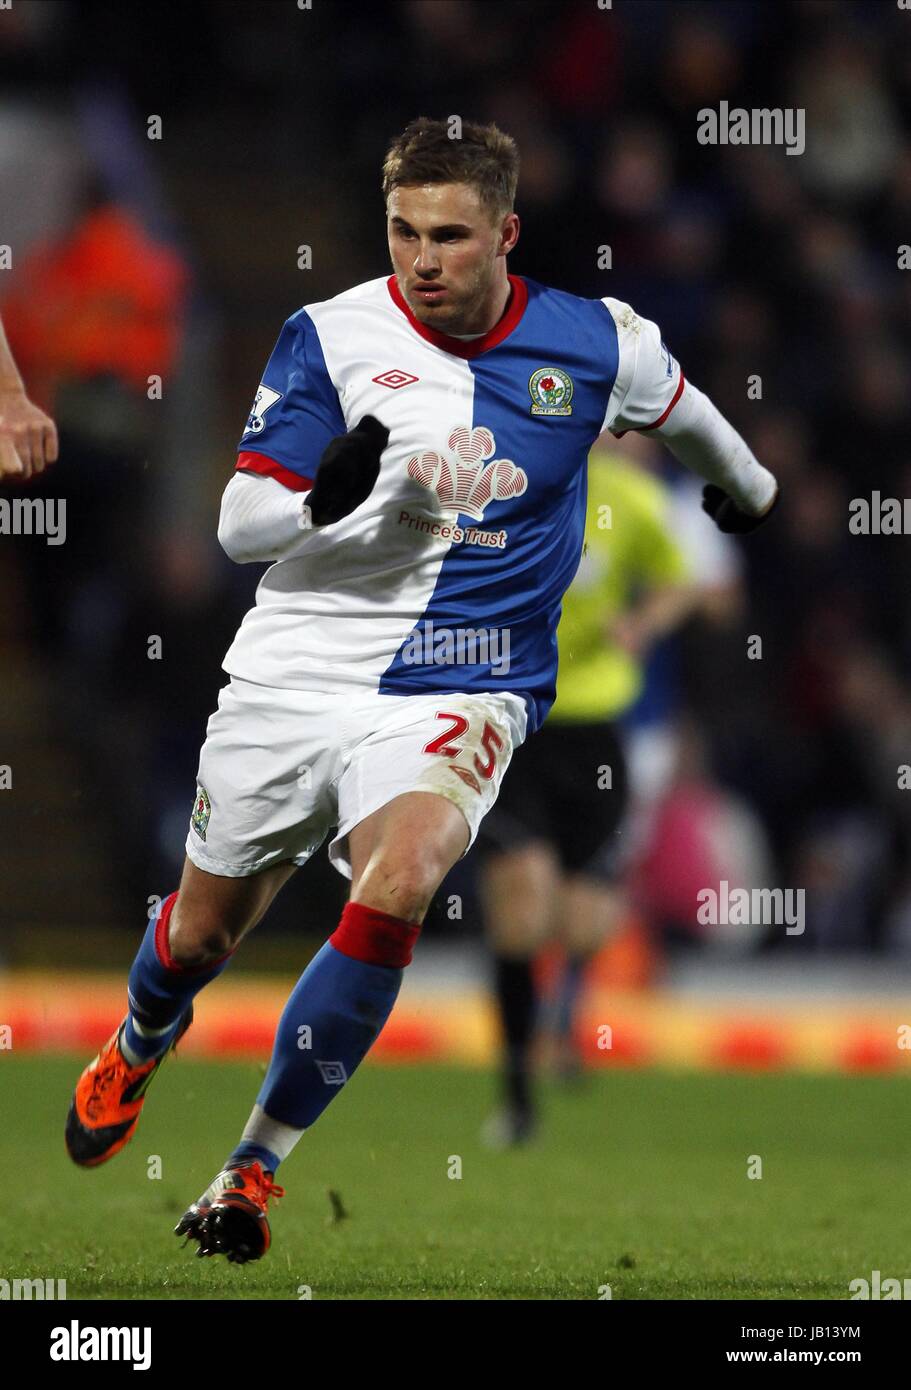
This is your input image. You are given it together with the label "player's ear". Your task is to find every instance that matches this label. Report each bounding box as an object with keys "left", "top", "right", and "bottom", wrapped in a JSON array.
[{"left": 499, "top": 211, "right": 520, "bottom": 256}]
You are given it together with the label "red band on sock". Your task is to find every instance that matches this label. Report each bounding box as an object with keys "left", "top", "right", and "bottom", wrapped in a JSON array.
[
  {"left": 329, "top": 901, "right": 421, "bottom": 968},
  {"left": 153, "top": 891, "right": 234, "bottom": 974}
]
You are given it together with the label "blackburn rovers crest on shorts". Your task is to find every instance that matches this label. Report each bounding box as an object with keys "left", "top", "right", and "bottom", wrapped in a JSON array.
[
  {"left": 528, "top": 366, "right": 573, "bottom": 416},
  {"left": 191, "top": 787, "right": 211, "bottom": 841}
]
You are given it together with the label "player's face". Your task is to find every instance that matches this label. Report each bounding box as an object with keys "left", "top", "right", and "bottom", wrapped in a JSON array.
[{"left": 387, "top": 183, "right": 518, "bottom": 335}]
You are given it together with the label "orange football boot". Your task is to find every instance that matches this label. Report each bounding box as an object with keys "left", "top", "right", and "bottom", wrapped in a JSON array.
[
  {"left": 175, "top": 1160, "right": 285, "bottom": 1263},
  {"left": 65, "top": 1006, "right": 193, "bottom": 1167}
]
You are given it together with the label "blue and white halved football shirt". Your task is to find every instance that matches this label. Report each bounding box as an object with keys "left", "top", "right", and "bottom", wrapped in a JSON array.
[{"left": 223, "top": 273, "right": 684, "bottom": 734}]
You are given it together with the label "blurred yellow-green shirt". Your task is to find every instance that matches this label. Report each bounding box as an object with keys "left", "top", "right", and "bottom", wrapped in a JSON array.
[{"left": 548, "top": 453, "right": 689, "bottom": 723}]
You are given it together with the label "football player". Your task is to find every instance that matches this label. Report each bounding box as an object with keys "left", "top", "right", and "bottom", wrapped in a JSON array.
[{"left": 65, "top": 117, "right": 778, "bottom": 1263}]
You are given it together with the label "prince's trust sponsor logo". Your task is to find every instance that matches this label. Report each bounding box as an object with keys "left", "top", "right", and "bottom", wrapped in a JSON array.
[
  {"left": 406, "top": 425, "right": 526, "bottom": 520},
  {"left": 400, "top": 423, "right": 525, "bottom": 548},
  {"left": 397, "top": 509, "right": 506, "bottom": 549}
]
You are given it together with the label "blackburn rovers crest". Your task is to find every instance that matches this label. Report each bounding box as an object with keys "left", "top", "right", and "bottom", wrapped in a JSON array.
[
  {"left": 528, "top": 366, "right": 573, "bottom": 416},
  {"left": 191, "top": 787, "right": 211, "bottom": 841}
]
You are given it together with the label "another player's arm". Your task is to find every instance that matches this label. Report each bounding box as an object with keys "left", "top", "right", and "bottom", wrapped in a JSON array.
[
  {"left": 606, "top": 471, "right": 697, "bottom": 655},
  {"left": 0, "top": 312, "right": 59, "bottom": 479},
  {"left": 609, "top": 581, "right": 696, "bottom": 657}
]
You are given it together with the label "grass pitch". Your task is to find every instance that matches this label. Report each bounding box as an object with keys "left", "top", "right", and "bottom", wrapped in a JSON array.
[{"left": 2, "top": 1055, "right": 907, "bottom": 1299}]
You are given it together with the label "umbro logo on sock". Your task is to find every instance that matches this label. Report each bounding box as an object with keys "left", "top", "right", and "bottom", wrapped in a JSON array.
[{"left": 316, "top": 1061, "right": 348, "bottom": 1085}]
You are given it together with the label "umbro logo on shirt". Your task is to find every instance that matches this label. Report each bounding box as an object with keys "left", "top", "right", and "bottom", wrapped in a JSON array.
[{"left": 372, "top": 369, "right": 419, "bottom": 390}]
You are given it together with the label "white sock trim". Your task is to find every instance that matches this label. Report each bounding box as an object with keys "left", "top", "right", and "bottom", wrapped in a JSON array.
[
  {"left": 132, "top": 1018, "right": 178, "bottom": 1038},
  {"left": 241, "top": 1103, "right": 305, "bottom": 1163},
  {"left": 118, "top": 1028, "right": 145, "bottom": 1068}
]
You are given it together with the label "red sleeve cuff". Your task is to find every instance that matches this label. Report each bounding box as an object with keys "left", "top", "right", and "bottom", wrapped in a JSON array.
[
  {"left": 639, "top": 371, "right": 686, "bottom": 432},
  {"left": 236, "top": 450, "right": 313, "bottom": 492},
  {"left": 611, "top": 372, "right": 686, "bottom": 439}
]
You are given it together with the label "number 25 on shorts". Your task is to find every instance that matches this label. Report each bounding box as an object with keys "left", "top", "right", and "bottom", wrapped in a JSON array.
[{"left": 422, "top": 711, "right": 504, "bottom": 781}]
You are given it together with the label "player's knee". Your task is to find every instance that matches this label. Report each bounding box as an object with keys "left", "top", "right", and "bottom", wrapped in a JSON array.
[
  {"left": 485, "top": 884, "right": 552, "bottom": 954},
  {"left": 353, "top": 852, "right": 441, "bottom": 924},
  {"left": 168, "top": 903, "right": 239, "bottom": 967},
  {"left": 486, "top": 913, "right": 548, "bottom": 958},
  {"left": 372, "top": 875, "right": 432, "bottom": 923},
  {"left": 393, "top": 868, "right": 437, "bottom": 921},
  {"left": 482, "top": 844, "right": 558, "bottom": 942}
]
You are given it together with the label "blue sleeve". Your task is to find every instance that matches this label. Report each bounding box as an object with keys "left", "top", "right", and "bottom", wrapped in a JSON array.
[{"left": 236, "top": 310, "right": 346, "bottom": 484}]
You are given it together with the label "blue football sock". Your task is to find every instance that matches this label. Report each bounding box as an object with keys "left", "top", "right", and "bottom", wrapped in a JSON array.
[
  {"left": 254, "top": 940, "right": 403, "bottom": 1131},
  {"left": 123, "top": 892, "right": 233, "bottom": 1062},
  {"left": 225, "top": 1141, "right": 281, "bottom": 1174}
]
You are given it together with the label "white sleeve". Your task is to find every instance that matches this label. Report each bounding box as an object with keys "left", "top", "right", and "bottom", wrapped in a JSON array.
[
  {"left": 217, "top": 470, "right": 319, "bottom": 564},
  {"left": 601, "top": 299, "right": 684, "bottom": 436},
  {"left": 654, "top": 382, "right": 778, "bottom": 516},
  {"left": 600, "top": 298, "right": 777, "bottom": 517}
]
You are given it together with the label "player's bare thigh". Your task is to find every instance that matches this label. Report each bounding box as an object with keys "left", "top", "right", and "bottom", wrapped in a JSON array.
[
  {"left": 479, "top": 840, "right": 560, "bottom": 956},
  {"left": 348, "top": 791, "right": 470, "bottom": 925},
  {"left": 168, "top": 855, "right": 298, "bottom": 966}
]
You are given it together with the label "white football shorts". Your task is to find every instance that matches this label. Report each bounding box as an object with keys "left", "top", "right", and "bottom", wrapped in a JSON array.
[{"left": 184, "top": 677, "right": 528, "bottom": 880}]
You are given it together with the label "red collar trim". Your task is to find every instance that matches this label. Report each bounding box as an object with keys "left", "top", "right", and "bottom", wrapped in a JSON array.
[{"left": 386, "top": 273, "right": 527, "bottom": 358}]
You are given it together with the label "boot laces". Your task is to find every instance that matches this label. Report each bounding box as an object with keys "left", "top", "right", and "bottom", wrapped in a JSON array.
[
  {"left": 86, "top": 1057, "right": 124, "bottom": 1117},
  {"left": 243, "top": 1163, "right": 285, "bottom": 1205},
  {"left": 85, "top": 1034, "right": 145, "bottom": 1118}
]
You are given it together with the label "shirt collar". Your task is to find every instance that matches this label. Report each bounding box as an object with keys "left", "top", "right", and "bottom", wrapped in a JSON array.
[{"left": 386, "top": 273, "right": 528, "bottom": 358}]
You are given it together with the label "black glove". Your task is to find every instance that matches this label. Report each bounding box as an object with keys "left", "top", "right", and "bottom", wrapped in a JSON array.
[
  {"left": 306, "top": 415, "right": 389, "bottom": 526},
  {"left": 702, "top": 482, "right": 780, "bottom": 534}
]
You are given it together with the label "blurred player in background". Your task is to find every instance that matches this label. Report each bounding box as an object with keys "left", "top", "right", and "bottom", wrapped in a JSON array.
[
  {"left": 0, "top": 312, "right": 57, "bottom": 478},
  {"left": 481, "top": 443, "right": 694, "bottom": 1144},
  {"left": 63, "top": 117, "right": 779, "bottom": 1264}
]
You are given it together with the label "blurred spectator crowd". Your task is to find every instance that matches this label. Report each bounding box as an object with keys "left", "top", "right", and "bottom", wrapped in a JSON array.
[{"left": 1, "top": 0, "right": 910, "bottom": 952}]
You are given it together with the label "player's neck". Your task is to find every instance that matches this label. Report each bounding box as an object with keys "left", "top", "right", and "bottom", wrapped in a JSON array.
[{"left": 450, "top": 274, "right": 512, "bottom": 339}]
